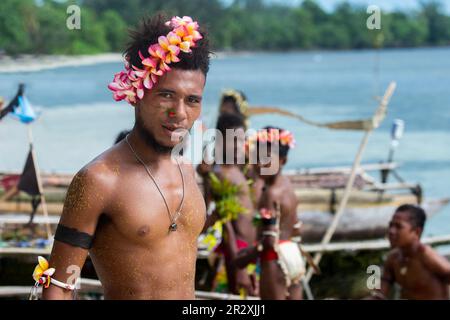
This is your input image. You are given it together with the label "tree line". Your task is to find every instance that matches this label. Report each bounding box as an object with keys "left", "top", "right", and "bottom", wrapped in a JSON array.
[{"left": 1, "top": 0, "right": 449, "bottom": 55}]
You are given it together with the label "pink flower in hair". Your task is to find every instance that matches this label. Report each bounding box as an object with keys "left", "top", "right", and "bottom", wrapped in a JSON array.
[
  {"left": 108, "top": 70, "right": 136, "bottom": 103},
  {"left": 148, "top": 43, "right": 167, "bottom": 61},
  {"left": 280, "top": 130, "right": 296, "bottom": 148},
  {"left": 159, "top": 35, "right": 181, "bottom": 63},
  {"left": 132, "top": 51, "right": 163, "bottom": 90},
  {"left": 184, "top": 22, "right": 203, "bottom": 44},
  {"left": 167, "top": 16, "right": 194, "bottom": 28}
]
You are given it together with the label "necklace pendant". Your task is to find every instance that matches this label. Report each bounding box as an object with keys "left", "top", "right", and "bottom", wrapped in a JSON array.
[
  {"left": 169, "top": 222, "right": 178, "bottom": 232},
  {"left": 400, "top": 266, "right": 407, "bottom": 275}
]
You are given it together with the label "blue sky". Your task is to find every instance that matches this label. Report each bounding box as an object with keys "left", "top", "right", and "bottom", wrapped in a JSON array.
[{"left": 265, "top": 0, "right": 450, "bottom": 13}]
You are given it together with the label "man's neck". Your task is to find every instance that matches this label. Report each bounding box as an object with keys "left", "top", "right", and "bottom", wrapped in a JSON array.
[
  {"left": 400, "top": 240, "right": 421, "bottom": 258},
  {"left": 127, "top": 129, "right": 172, "bottom": 164}
]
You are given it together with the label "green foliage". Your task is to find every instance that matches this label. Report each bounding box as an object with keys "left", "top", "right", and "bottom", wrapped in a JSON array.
[
  {"left": 208, "top": 172, "right": 248, "bottom": 222},
  {"left": 99, "top": 10, "right": 127, "bottom": 52},
  {"left": 0, "top": 0, "right": 34, "bottom": 55},
  {"left": 0, "top": 0, "right": 449, "bottom": 55}
]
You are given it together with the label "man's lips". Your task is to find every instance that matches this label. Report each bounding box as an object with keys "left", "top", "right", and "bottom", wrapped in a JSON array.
[
  {"left": 162, "top": 124, "right": 185, "bottom": 131},
  {"left": 161, "top": 125, "right": 187, "bottom": 140}
]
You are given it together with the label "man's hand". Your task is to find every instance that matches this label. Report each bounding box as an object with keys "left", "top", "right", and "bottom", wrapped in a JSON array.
[
  {"left": 235, "top": 268, "right": 256, "bottom": 296},
  {"left": 260, "top": 207, "right": 278, "bottom": 250}
]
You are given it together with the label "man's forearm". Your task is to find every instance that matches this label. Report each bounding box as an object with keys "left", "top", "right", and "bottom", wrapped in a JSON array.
[
  {"left": 42, "top": 285, "right": 75, "bottom": 300},
  {"left": 234, "top": 246, "right": 259, "bottom": 269}
]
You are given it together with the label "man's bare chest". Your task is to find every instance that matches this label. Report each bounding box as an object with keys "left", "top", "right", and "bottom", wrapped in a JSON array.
[
  {"left": 393, "top": 258, "right": 440, "bottom": 290},
  {"left": 102, "top": 174, "right": 206, "bottom": 245}
]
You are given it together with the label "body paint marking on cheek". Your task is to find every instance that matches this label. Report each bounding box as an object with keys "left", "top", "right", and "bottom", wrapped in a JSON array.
[{"left": 167, "top": 108, "right": 176, "bottom": 118}]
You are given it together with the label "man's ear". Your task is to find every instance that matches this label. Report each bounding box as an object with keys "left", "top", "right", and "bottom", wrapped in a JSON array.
[{"left": 413, "top": 226, "right": 423, "bottom": 238}]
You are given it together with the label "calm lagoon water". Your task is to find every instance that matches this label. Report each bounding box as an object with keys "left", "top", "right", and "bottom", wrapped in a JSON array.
[{"left": 0, "top": 47, "right": 449, "bottom": 236}]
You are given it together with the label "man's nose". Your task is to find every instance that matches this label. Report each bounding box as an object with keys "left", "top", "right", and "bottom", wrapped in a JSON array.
[{"left": 168, "top": 99, "right": 188, "bottom": 122}]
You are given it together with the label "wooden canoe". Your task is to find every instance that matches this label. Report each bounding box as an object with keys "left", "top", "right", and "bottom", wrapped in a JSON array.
[{"left": 1, "top": 163, "right": 448, "bottom": 241}]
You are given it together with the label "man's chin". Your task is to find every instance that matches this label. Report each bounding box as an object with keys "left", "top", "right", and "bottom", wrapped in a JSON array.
[{"left": 389, "top": 239, "right": 398, "bottom": 248}]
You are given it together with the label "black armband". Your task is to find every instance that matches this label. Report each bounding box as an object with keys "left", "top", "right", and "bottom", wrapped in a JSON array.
[
  {"left": 261, "top": 218, "right": 277, "bottom": 226},
  {"left": 381, "top": 276, "right": 395, "bottom": 284},
  {"left": 54, "top": 224, "right": 94, "bottom": 249}
]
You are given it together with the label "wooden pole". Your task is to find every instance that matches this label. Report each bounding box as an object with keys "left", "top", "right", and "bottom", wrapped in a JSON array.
[
  {"left": 27, "top": 125, "right": 52, "bottom": 240},
  {"left": 303, "top": 83, "right": 397, "bottom": 293}
]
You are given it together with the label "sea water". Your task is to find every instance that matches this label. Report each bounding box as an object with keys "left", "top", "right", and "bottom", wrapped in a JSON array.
[{"left": 0, "top": 47, "right": 449, "bottom": 237}]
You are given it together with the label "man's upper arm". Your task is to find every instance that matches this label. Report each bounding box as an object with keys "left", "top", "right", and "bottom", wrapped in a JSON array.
[
  {"left": 43, "top": 166, "right": 109, "bottom": 299},
  {"left": 280, "top": 191, "right": 299, "bottom": 235},
  {"left": 421, "top": 245, "right": 450, "bottom": 282},
  {"left": 380, "top": 253, "right": 395, "bottom": 297}
]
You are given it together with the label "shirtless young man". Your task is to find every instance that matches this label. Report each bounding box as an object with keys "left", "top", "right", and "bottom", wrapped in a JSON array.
[
  {"left": 40, "top": 15, "right": 210, "bottom": 299},
  {"left": 234, "top": 127, "right": 303, "bottom": 300},
  {"left": 204, "top": 113, "right": 257, "bottom": 296},
  {"left": 374, "top": 204, "right": 450, "bottom": 300}
]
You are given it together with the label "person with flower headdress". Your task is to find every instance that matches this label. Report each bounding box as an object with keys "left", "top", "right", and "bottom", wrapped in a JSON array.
[
  {"left": 218, "top": 89, "right": 250, "bottom": 128},
  {"left": 233, "top": 126, "right": 305, "bottom": 300},
  {"left": 39, "top": 14, "right": 211, "bottom": 300},
  {"left": 196, "top": 89, "right": 250, "bottom": 188},
  {"left": 199, "top": 113, "right": 258, "bottom": 297},
  {"left": 196, "top": 89, "right": 256, "bottom": 211}
]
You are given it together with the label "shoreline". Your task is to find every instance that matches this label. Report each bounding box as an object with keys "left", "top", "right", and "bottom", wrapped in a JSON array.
[
  {"left": 0, "top": 53, "right": 123, "bottom": 74},
  {"left": 0, "top": 51, "right": 236, "bottom": 74},
  {"left": 1, "top": 46, "right": 449, "bottom": 74}
]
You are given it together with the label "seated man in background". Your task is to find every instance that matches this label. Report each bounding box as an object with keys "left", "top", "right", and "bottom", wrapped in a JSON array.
[{"left": 373, "top": 204, "right": 450, "bottom": 300}]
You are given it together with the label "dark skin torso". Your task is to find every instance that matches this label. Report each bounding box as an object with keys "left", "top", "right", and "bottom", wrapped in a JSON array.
[
  {"left": 218, "top": 165, "right": 256, "bottom": 245},
  {"left": 43, "top": 140, "right": 206, "bottom": 299},
  {"left": 257, "top": 174, "right": 302, "bottom": 300},
  {"left": 233, "top": 173, "right": 302, "bottom": 299},
  {"left": 382, "top": 244, "right": 450, "bottom": 300},
  {"left": 212, "top": 164, "right": 257, "bottom": 295}
]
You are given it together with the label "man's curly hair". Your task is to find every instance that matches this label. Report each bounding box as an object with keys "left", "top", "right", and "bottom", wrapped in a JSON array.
[{"left": 124, "top": 14, "right": 211, "bottom": 76}]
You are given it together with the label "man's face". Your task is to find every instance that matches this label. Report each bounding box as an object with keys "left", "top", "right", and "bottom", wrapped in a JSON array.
[
  {"left": 388, "top": 211, "right": 420, "bottom": 248},
  {"left": 134, "top": 68, "right": 206, "bottom": 150},
  {"left": 220, "top": 101, "right": 238, "bottom": 115},
  {"left": 255, "top": 144, "right": 285, "bottom": 180}
]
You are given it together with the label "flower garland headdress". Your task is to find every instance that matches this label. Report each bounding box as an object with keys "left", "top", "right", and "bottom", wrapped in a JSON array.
[
  {"left": 247, "top": 128, "right": 296, "bottom": 150},
  {"left": 220, "top": 89, "right": 249, "bottom": 117},
  {"left": 108, "top": 16, "right": 203, "bottom": 104}
]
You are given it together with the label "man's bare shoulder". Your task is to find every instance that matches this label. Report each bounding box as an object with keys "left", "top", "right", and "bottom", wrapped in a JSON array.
[
  {"left": 420, "top": 244, "right": 437, "bottom": 257},
  {"left": 217, "top": 165, "right": 247, "bottom": 186},
  {"left": 65, "top": 144, "right": 125, "bottom": 205},
  {"left": 280, "top": 175, "right": 297, "bottom": 198},
  {"left": 419, "top": 243, "right": 450, "bottom": 265},
  {"left": 81, "top": 147, "right": 122, "bottom": 181},
  {"left": 385, "top": 248, "right": 401, "bottom": 265}
]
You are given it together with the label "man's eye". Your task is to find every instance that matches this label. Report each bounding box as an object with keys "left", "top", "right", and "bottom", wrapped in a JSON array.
[
  {"left": 160, "top": 93, "right": 173, "bottom": 99},
  {"left": 188, "top": 97, "right": 200, "bottom": 104}
]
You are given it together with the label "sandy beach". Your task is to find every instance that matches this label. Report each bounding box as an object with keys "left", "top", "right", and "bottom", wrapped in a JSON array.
[
  {"left": 0, "top": 53, "right": 123, "bottom": 73},
  {"left": 0, "top": 51, "right": 251, "bottom": 74}
]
